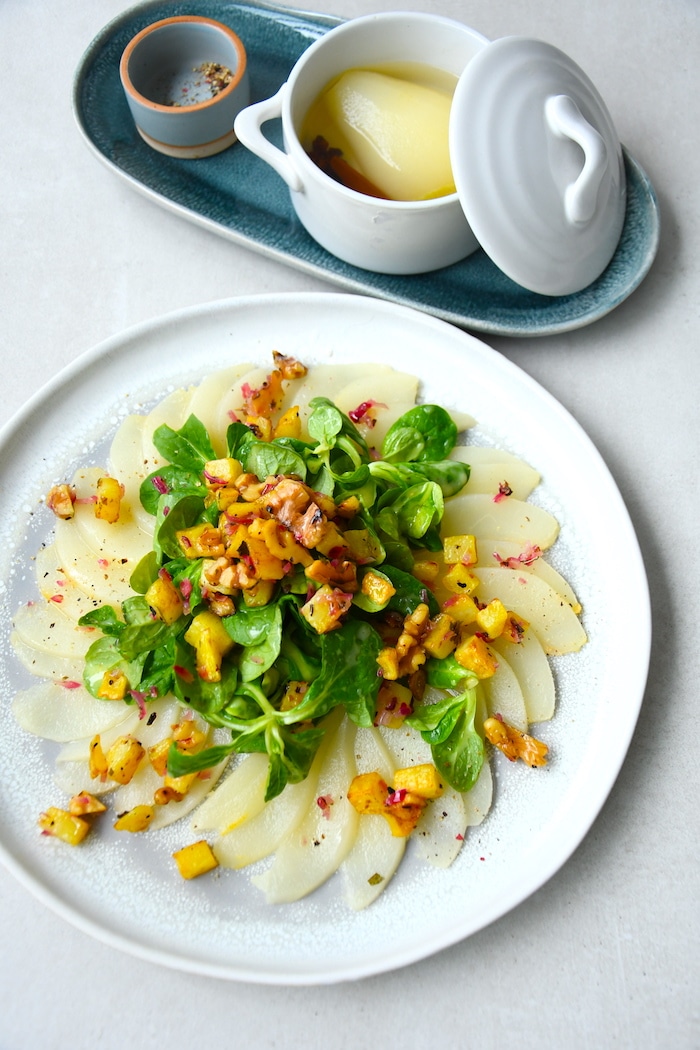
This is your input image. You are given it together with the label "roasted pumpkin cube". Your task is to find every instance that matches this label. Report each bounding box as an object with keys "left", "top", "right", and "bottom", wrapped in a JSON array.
[
  {"left": 94, "top": 476, "right": 123, "bottom": 523},
  {"left": 203, "top": 457, "right": 242, "bottom": 489},
  {"left": 177, "top": 523, "right": 225, "bottom": 559},
  {"left": 299, "top": 584, "right": 352, "bottom": 633},
  {"left": 171, "top": 719, "right": 207, "bottom": 753},
  {"left": 412, "top": 559, "right": 440, "bottom": 585},
  {"left": 245, "top": 534, "right": 287, "bottom": 581},
  {"left": 273, "top": 406, "right": 302, "bottom": 439},
  {"left": 381, "top": 793, "right": 426, "bottom": 837},
  {"left": 114, "top": 805, "right": 155, "bottom": 832},
  {"left": 347, "top": 771, "right": 390, "bottom": 815},
  {"left": 376, "top": 647, "right": 400, "bottom": 680},
  {"left": 443, "top": 533, "right": 477, "bottom": 566},
  {"left": 280, "top": 680, "right": 309, "bottom": 711},
  {"left": 314, "top": 522, "right": 349, "bottom": 557},
  {"left": 342, "top": 528, "right": 383, "bottom": 563},
  {"left": 375, "top": 681, "right": 412, "bottom": 728},
  {"left": 442, "top": 562, "right": 480, "bottom": 596},
  {"left": 483, "top": 716, "right": 548, "bottom": 767},
  {"left": 245, "top": 414, "right": 273, "bottom": 441},
  {"left": 184, "top": 610, "right": 235, "bottom": 682},
  {"left": 442, "top": 593, "right": 479, "bottom": 624},
  {"left": 422, "top": 613, "right": 457, "bottom": 659},
  {"left": 89, "top": 735, "right": 108, "bottom": 780},
  {"left": 360, "top": 570, "right": 396, "bottom": 607},
  {"left": 38, "top": 807, "right": 90, "bottom": 845},
  {"left": 502, "top": 612, "right": 530, "bottom": 643},
  {"left": 173, "top": 839, "right": 219, "bottom": 879},
  {"left": 476, "top": 598, "right": 509, "bottom": 639},
  {"left": 241, "top": 579, "right": 276, "bottom": 606},
  {"left": 97, "top": 668, "right": 129, "bottom": 701},
  {"left": 148, "top": 737, "right": 171, "bottom": 777},
  {"left": 106, "top": 735, "right": 145, "bottom": 785},
  {"left": 145, "top": 574, "right": 184, "bottom": 624},
  {"left": 393, "top": 763, "right": 445, "bottom": 800},
  {"left": 454, "top": 634, "right": 498, "bottom": 678},
  {"left": 69, "top": 791, "right": 107, "bottom": 816}
]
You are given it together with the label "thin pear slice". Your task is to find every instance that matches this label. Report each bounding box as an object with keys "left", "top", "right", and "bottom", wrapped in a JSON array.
[
  {"left": 12, "top": 681, "right": 133, "bottom": 742},
  {"left": 187, "top": 363, "right": 254, "bottom": 455},
  {"left": 191, "top": 752, "right": 270, "bottom": 834},
  {"left": 476, "top": 536, "right": 581, "bottom": 612},
  {"left": 10, "top": 632, "right": 86, "bottom": 683},
  {"left": 472, "top": 567, "right": 587, "bottom": 655},
  {"left": 442, "top": 493, "right": 559, "bottom": 550},
  {"left": 481, "top": 649, "right": 528, "bottom": 731},
  {"left": 491, "top": 631, "right": 555, "bottom": 724},
  {"left": 70, "top": 467, "right": 151, "bottom": 565},
  {"left": 12, "top": 600, "right": 96, "bottom": 659},
  {"left": 340, "top": 726, "right": 405, "bottom": 909},
  {"left": 463, "top": 760, "right": 493, "bottom": 828},
  {"left": 35, "top": 544, "right": 102, "bottom": 622},
  {"left": 461, "top": 461, "right": 541, "bottom": 501},
  {"left": 54, "top": 516, "right": 135, "bottom": 607},
  {"left": 107, "top": 415, "right": 156, "bottom": 534},
  {"left": 251, "top": 716, "right": 359, "bottom": 903},
  {"left": 141, "top": 386, "right": 195, "bottom": 470}
]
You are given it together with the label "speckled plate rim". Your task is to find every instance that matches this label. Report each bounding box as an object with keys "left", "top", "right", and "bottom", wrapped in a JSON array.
[
  {"left": 71, "top": 0, "right": 660, "bottom": 338},
  {"left": 0, "top": 293, "right": 650, "bottom": 984}
]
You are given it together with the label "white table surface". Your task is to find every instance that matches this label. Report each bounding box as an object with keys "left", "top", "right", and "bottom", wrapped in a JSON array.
[{"left": 1, "top": 0, "right": 698, "bottom": 1047}]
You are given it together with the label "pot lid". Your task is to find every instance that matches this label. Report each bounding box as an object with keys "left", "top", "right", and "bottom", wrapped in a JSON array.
[{"left": 450, "top": 37, "right": 627, "bottom": 296}]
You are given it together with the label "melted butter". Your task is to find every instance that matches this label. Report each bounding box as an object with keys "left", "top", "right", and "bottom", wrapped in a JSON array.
[{"left": 300, "top": 62, "right": 457, "bottom": 201}]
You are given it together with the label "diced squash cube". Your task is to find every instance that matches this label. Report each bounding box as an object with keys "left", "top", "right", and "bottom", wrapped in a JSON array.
[
  {"left": 69, "top": 792, "right": 106, "bottom": 816},
  {"left": 342, "top": 528, "right": 383, "bottom": 563},
  {"left": 173, "top": 840, "right": 219, "bottom": 879},
  {"left": 347, "top": 771, "right": 390, "bottom": 814},
  {"left": 483, "top": 716, "right": 548, "bottom": 767},
  {"left": 393, "top": 763, "right": 445, "bottom": 800},
  {"left": 422, "top": 612, "right": 457, "bottom": 659},
  {"left": 106, "top": 735, "right": 145, "bottom": 785},
  {"left": 184, "top": 610, "right": 235, "bottom": 682},
  {"left": 299, "top": 584, "right": 352, "bottom": 633},
  {"left": 273, "top": 406, "right": 302, "bottom": 439},
  {"left": 38, "top": 807, "right": 90, "bottom": 845},
  {"left": 381, "top": 794, "right": 425, "bottom": 837},
  {"left": 280, "top": 681, "right": 309, "bottom": 711},
  {"left": 114, "top": 805, "right": 155, "bottom": 832},
  {"left": 171, "top": 719, "right": 207, "bottom": 754},
  {"left": 177, "top": 523, "right": 225, "bottom": 559},
  {"left": 502, "top": 612, "right": 530, "bottom": 643},
  {"left": 94, "top": 476, "right": 123, "bottom": 523},
  {"left": 442, "top": 562, "right": 480, "bottom": 595},
  {"left": 203, "top": 458, "right": 242, "bottom": 489},
  {"left": 376, "top": 647, "right": 400, "bottom": 680},
  {"left": 145, "top": 574, "right": 184, "bottom": 625},
  {"left": 475, "top": 598, "right": 509, "bottom": 639},
  {"left": 148, "top": 737, "right": 171, "bottom": 777},
  {"left": 360, "top": 570, "right": 396, "bottom": 607},
  {"left": 442, "top": 593, "right": 479, "bottom": 624},
  {"left": 454, "top": 634, "right": 498, "bottom": 678},
  {"left": 412, "top": 559, "right": 440, "bottom": 585},
  {"left": 242, "top": 580, "right": 276, "bottom": 606},
  {"left": 89, "top": 735, "right": 108, "bottom": 780},
  {"left": 245, "top": 534, "right": 287, "bottom": 581},
  {"left": 245, "top": 415, "right": 273, "bottom": 441},
  {"left": 314, "top": 523, "right": 349, "bottom": 557},
  {"left": 375, "top": 681, "right": 412, "bottom": 728},
  {"left": 443, "top": 533, "right": 477, "bottom": 566},
  {"left": 97, "top": 668, "right": 129, "bottom": 700}
]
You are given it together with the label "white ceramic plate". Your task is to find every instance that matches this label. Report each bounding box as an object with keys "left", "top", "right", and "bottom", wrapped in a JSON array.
[{"left": 0, "top": 293, "right": 649, "bottom": 984}]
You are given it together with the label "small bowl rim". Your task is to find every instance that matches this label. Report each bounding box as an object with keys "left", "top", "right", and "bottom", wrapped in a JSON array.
[{"left": 119, "top": 15, "right": 247, "bottom": 115}]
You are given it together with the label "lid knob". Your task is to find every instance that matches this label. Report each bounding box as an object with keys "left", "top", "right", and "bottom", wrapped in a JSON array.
[{"left": 544, "top": 94, "right": 607, "bottom": 226}]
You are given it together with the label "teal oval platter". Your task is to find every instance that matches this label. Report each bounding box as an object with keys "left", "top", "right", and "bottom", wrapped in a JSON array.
[{"left": 73, "top": 0, "right": 660, "bottom": 337}]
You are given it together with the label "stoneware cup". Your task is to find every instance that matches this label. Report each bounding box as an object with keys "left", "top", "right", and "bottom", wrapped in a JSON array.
[
  {"left": 234, "top": 12, "right": 489, "bottom": 274},
  {"left": 120, "top": 16, "right": 250, "bottom": 159}
]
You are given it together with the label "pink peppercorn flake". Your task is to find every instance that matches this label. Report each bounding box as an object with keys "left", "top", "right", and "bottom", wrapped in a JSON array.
[{"left": 60, "top": 680, "right": 82, "bottom": 690}]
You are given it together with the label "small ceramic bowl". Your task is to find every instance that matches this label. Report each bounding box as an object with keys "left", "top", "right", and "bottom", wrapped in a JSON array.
[{"left": 120, "top": 16, "right": 249, "bottom": 159}]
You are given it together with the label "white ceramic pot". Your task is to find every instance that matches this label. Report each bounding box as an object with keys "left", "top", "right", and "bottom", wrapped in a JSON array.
[{"left": 234, "top": 13, "right": 488, "bottom": 275}]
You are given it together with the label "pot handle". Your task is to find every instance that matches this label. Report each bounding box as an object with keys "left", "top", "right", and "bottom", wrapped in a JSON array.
[
  {"left": 545, "top": 94, "right": 607, "bottom": 226},
  {"left": 234, "top": 86, "right": 304, "bottom": 192}
]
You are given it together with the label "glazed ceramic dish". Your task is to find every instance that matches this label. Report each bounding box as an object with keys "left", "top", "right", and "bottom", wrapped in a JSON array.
[
  {"left": 0, "top": 293, "right": 650, "bottom": 983},
  {"left": 72, "top": 0, "right": 660, "bottom": 336}
]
